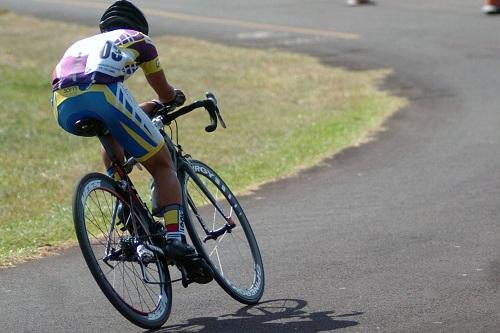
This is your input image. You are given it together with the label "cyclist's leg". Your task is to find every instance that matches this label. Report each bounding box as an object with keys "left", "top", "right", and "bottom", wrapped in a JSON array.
[
  {"left": 141, "top": 148, "right": 181, "bottom": 207},
  {"left": 54, "top": 84, "right": 211, "bottom": 283},
  {"left": 91, "top": 82, "right": 186, "bottom": 243},
  {"left": 96, "top": 83, "right": 212, "bottom": 282},
  {"left": 140, "top": 148, "right": 186, "bottom": 242}
]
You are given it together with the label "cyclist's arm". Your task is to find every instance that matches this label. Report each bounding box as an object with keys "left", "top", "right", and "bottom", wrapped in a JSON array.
[
  {"left": 140, "top": 70, "right": 176, "bottom": 115},
  {"left": 134, "top": 34, "right": 177, "bottom": 115}
]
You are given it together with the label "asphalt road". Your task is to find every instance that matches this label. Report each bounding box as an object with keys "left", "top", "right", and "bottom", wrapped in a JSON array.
[{"left": 1, "top": 1, "right": 500, "bottom": 332}]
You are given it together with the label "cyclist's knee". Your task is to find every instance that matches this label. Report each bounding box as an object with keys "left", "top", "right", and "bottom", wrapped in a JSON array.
[{"left": 142, "top": 148, "right": 174, "bottom": 176}]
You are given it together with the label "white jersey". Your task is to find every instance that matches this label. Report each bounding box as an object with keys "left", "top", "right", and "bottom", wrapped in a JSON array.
[{"left": 52, "top": 29, "right": 162, "bottom": 91}]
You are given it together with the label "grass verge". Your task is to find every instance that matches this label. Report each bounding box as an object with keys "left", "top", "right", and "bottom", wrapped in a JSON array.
[{"left": 0, "top": 12, "right": 407, "bottom": 266}]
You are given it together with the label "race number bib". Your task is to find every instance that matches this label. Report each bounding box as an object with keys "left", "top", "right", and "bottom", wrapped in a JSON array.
[{"left": 85, "top": 39, "right": 133, "bottom": 77}]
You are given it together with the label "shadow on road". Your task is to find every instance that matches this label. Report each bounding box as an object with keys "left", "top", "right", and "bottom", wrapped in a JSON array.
[{"left": 147, "top": 298, "right": 362, "bottom": 333}]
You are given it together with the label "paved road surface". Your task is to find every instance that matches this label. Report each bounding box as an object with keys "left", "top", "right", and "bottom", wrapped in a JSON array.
[{"left": 1, "top": 1, "right": 500, "bottom": 332}]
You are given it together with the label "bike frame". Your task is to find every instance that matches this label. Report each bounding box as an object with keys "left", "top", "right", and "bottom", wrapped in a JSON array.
[
  {"left": 161, "top": 128, "right": 236, "bottom": 236},
  {"left": 98, "top": 134, "right": 156, "bottom": 243},
  {"left": 97, "top": 93, "right": 232, "bottom": 251}
]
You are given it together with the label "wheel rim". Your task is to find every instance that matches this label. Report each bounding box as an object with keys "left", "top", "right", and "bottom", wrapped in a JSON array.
[
  {"left": 82, "top": 186, "right": 168, "bottom": 317},
  {"left": 185, "top": 171, "right": 263, "bottom": 299}
]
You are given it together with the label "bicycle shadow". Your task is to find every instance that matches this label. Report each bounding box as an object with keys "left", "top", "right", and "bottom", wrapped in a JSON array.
[{"left": 147, "top": 298, "right": 362, "bottom": 333}]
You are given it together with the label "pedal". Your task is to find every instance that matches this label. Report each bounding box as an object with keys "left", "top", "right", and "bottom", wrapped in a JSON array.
[{"left": 176, "top": 256, "right": 214, "bottom": 288}]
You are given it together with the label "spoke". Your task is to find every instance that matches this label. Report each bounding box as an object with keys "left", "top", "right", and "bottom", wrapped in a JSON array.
[
  {"left": 131, "top": 263, "right": 154, "bottom": 310},
  {"left": 86, "top": 210, "right": 108, "bottom": 240},
  {"left": 101, "top": 263, "right": 114, "bottom": 276},
  {"left": 136, "top": 265, "right": 160, "bottom": 308},
  {"left": 124, "top": 262, "right": 160, "bottom": 312},
  {"left": 111, "top": 261, "right": 117, "bottom": 288},
  {"left": 214, "top": 246, "right": 224, "bottom": 276},
  {"left": 104, "top": 250, "right": 162, "bottom": 313},
  {"left": 231, "top": 229, "right": 250, "bottom": 244},
  {"left": 207, "top": 221, "right": 236, "bottom": 256},
  {"left": 187, "top": 184, "right": 211, "bottom": 234},
  {"left": 186, "top": 165, "right": 261, "bottom": 298},
  {"left": 84, "top": 207, "right": 101, "bottom": 234},
  {"left": 208, "top": 231, "right": 227, "bottom": 257},
  {"left": 86, "top": 192, "right": 102, "bottom": 223},
  {"left": 102, "top": 189, "right": 114, "bottom": 217},
  {"left": 104, "top": 199, "right": 120, "bottom": 253},
  {"left": 91, "top": 191, "right": 111, "bottom": 227},
  {"left": 192, "top": 182, "right": 207, "bottom": 206},
  {"left": 86, "top": 227, "right": 111, "bottom": 247},
  {"left": 86, "top": 192, "right": 112, "bottom": 239},
  {"left": 121, "top": 262, "right": 135, "bottom": 308},
  {"left": 128, "top": 263, "right": 147, "bottom": 312},
  {"left": 78, "top": 179, "right": 172, "bottom": 316}
]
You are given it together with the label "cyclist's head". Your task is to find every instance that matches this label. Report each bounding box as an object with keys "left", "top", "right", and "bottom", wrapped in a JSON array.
[{"left": 99, "top": 0, "right": 149, "bottom": 35}]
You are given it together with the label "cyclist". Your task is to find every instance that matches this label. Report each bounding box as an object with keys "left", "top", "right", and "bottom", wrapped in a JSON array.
[{"left": 51, "top": 0, "right": 212, "bottom": 284}]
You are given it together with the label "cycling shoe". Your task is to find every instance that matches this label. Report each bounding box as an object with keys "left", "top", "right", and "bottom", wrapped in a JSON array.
[
  {"left": 164, "top": 238, "right": 196, "bottom": 259},
  {"left": 164, "top": 238, "right": 214, "bottom": 287},
  {"left": 178, "top": 256, "right": 214, "bottom": 286}
]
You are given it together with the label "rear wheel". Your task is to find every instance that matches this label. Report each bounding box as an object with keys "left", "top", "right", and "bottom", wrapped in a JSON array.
[
  {"left": 73, "top": 173, "right": 172, "bottom": 329},
  {"left": 182, "top": 161, "right": 265, "bottom": 304}
]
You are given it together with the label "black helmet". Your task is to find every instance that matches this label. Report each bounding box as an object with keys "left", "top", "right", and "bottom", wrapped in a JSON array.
[{"left": 99, "top": 0, "right": 149, "bottom": 35}]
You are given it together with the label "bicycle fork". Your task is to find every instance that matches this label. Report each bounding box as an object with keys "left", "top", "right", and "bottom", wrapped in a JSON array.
[{"left": 182, "top": 166, "right": 236, "bottom": 242}]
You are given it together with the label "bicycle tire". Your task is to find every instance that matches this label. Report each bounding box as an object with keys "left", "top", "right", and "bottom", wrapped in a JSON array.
[
  {"left": 73, "top": 172, "right": 172, "bottom": 329},
  {"left": 181, "top": 160, "right": 265, "bottom": 304}
]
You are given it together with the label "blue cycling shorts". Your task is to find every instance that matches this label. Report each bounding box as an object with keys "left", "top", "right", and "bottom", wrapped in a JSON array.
[{"left": 52, "top": 82, "right": 164, "bottom": 162}]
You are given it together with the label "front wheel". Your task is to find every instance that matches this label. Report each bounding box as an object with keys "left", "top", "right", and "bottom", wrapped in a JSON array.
[
  {"left": 73, "top": 173, "right": 172, "bottom": 329},
  {"left": 181, "top": 161, "right": 265, "bottom": 304}
]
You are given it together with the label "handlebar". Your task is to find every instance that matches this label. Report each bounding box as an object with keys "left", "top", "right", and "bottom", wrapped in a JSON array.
[
  {"left": 123, "top": 92, "right": 225, "bottom": 173},
  {"left": 155, "top": 92, "right": 226, "bottom": 133}
]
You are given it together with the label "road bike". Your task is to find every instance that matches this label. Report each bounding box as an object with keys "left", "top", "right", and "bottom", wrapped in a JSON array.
[{"left": 71, "top": 92, "right": 265, "bottom": 329}]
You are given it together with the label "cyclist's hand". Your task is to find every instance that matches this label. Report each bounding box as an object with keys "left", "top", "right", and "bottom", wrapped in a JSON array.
[
  {"left": 172, "top": 89, "right": 186, "bottom": 107},
  {"left": 150, "top": 89, "right": 185, "bottom": 113}
]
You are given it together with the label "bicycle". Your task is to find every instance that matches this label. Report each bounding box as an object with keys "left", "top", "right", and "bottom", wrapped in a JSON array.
[{"left": 71, "top": 92, "right": 265, "bottom": 329}]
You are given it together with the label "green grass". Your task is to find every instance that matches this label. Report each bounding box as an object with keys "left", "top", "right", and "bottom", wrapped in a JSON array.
[{"left": 0, "top": 12, "right": 406, "bottom": 266}]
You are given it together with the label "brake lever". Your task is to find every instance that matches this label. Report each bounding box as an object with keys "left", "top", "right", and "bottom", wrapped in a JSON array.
[
  {"left": 205, "top": 92, "right": 226, "bottom": 129},
  {"left": 215, "top": 107, "right": 226, "bottom": 128}
]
